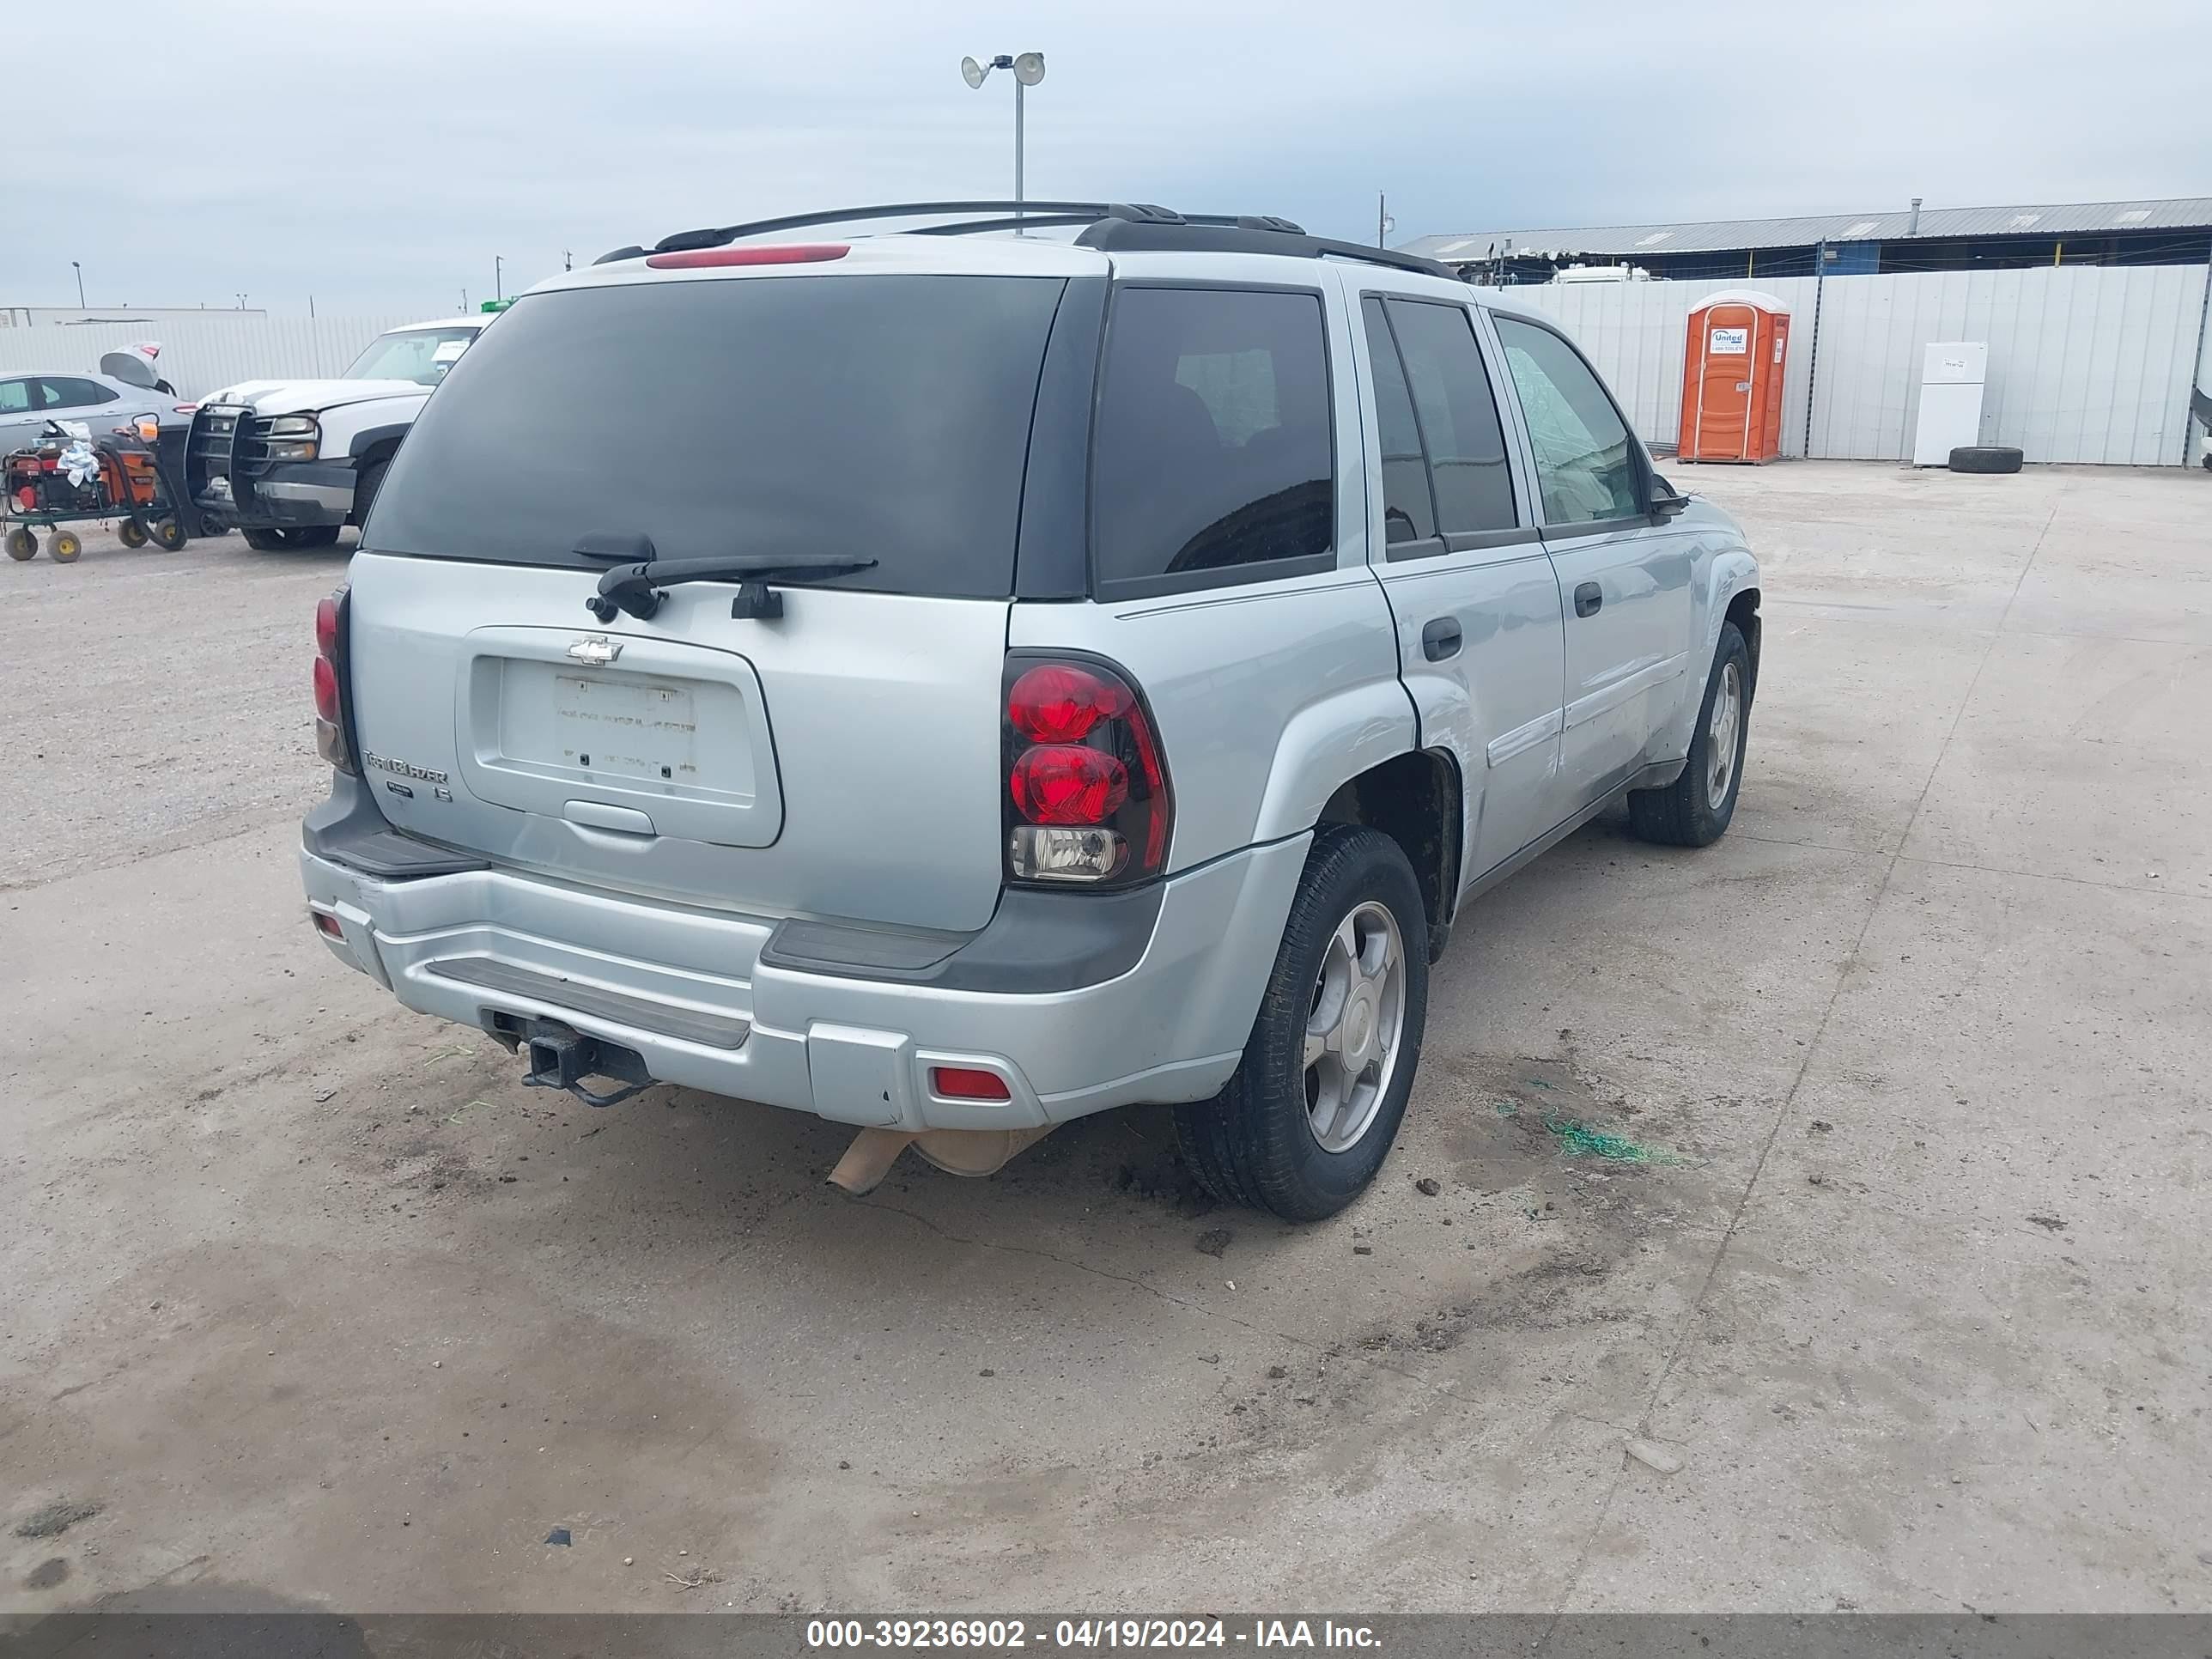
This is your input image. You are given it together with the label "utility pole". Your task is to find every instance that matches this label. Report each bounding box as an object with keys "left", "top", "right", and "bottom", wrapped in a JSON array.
[
  {"left": 1803, "top": 241, "right": 1827, "bottom": 459},
  {"left": 495, "top": 256, "right": 504, "bottom": 302},
  {"left": 309, "top": 294, "right": 316, "bottom": 319},
  {"left": 1376, "top": 193, "right": 1395, "bottom": 250},
  {"left": 563, "top": 249, "right": 573, "bottom": 272}
]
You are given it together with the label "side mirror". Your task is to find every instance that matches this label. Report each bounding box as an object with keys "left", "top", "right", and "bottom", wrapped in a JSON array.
[{"left": 1648, "top": 473, "right": 1691, "bottom": 519}]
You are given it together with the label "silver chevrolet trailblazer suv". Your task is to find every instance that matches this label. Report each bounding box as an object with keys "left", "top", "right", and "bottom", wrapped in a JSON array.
[{"left": 301, "top": 201, "right": 1762, "bottom": 1221}]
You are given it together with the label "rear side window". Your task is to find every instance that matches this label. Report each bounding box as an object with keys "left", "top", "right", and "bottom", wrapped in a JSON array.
[
  {"left": 40, "top": 378, "right": 118, "bottom": 409},
  {"left": 1091, "top": 287, "right": 1334, "bottom": 596},
  {"left": 1382, "top": 300, "right": 1516, "bottom": 535},
  {"left": 1493, "top": 316, "right": 1643, "bottom": 526},
  {"left": 0, "top": 380, "right": 28, "bottom": 413},
  {"left": 1360, "top": 299, "right": 1435, "bottom": 546},
  {"left": 368, "top": 275, "right": 1068, "bottom": 598}
]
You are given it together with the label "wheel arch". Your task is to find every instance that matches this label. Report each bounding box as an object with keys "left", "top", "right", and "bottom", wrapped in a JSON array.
[
  {"left": 1724, "top": 583, "right": 1760, "bottom": 700},
  {"left": 1653, "top": 550, "right": 1759, "bottom": 761},
  {"left": 1314, "top": 747, "right": 1463, "bottom": 962},
  {"left": 345, "top": 422, "right": 410, "bottom": 472}
]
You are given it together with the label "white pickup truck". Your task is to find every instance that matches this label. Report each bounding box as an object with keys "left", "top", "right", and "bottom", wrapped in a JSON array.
[{"left": 185, "top": 315, "right": 490, "bottom": 550}]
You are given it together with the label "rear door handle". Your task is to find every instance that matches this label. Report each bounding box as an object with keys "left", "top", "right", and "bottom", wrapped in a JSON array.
[
  {"left": 1421, "top": 617, "right": 1462, "bottom": 661},
  {"left": 1574, "top": 581, "right": 1602, "bottom": 619}
]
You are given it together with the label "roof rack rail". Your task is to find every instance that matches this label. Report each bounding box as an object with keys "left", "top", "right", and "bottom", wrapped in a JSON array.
[
  {"left": 641, "top": 201, "right": 1182, "bottom": 256},
  {"left": 1072, "top": 217, "right": 1453, "bottom": 277},
  {"left": 592, "top": 200, "right": 1456, "bottom": 281}
]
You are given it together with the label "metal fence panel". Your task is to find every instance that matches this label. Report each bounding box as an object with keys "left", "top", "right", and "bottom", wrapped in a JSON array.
[
  {"left": 1510, "top": 264, "right": 2209, "bottom": 466},
  {"left": 1509, "top": 276, "right": 1820, "bottom": 457},
  {"left": 0, "top": 315, "right": 426, "bottom": 400}
]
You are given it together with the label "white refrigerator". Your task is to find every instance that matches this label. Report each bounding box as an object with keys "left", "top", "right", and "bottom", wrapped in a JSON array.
[{"left": 1912, "top": 342, "right": 1989, "bottom": 466}]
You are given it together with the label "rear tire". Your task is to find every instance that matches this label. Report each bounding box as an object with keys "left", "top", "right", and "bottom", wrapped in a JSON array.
[
  {"left": 49, "top": 530, "right": 82, "bottom": 562},
  {"left": 1627, "top": 621, "right": 1749, "bottom": 848},
  {"left": 1948, "top": 444, "right": 2023, "bottom": 474},
  {"left": 1175, "top": 824, "right": 1430, "bottom": 1222},
  {"left": 4, "top": 527, "right": 34, "bottom": 562},
  {"left": 118, "top": 520, "right": 149, "bottom": 549},
  {"left": 151, "top": 517, "right": 187, "bottom": 550},
  {"left": 243, "top": 525, "right": 339, "bottom": 551}
]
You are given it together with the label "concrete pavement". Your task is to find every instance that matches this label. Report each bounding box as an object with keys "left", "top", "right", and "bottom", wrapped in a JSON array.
[{"left": 3, "top": 461, "right": 2207, "bottom": 1615}]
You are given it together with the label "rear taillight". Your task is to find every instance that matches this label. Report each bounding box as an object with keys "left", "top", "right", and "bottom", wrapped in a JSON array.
[
  {"left": 1003, "top": 655, "right": 1172, "bottom": 887},
  {"left": 313, "top": 587, "right": 356, "bottom": 775}
]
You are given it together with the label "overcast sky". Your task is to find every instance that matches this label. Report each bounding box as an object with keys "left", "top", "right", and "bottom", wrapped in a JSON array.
[{"left": 8, "top": 0, "right": 2208, "bottom": 314}]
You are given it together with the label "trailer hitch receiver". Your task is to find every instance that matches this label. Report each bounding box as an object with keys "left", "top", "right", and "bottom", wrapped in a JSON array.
[{"left": 517, "top": 1018, "right": 653, "bottom": 1108}]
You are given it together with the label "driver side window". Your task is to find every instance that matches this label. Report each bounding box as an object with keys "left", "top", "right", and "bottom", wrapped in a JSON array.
[{"left": 1493, "top": 317, "right": 1642, "bottom": 526}]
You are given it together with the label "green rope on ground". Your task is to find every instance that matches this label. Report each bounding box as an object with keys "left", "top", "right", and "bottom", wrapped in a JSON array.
[{"left": 1541, "top": 1114, "right": 1685, "bottom": 1165}]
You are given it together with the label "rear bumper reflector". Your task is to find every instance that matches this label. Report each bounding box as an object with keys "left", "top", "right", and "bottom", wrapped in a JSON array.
[{"left": 424, "top": 956, "right": 753, "bottom": 1050}]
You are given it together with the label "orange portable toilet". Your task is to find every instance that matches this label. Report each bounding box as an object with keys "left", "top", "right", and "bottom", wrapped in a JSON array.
[{"left": 1678, "top": 289, "right": 1791, "bottom": 463}]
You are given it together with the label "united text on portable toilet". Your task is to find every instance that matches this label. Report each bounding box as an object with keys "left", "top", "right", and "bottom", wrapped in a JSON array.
[{"left": 1678, "top": 289, "right": 1791, "bottom": 463}]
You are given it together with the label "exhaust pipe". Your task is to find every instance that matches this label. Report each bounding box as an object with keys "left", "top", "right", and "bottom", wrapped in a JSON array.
[{"left": 827, "top": 1125, "right": 1055, "bottom": 1195}]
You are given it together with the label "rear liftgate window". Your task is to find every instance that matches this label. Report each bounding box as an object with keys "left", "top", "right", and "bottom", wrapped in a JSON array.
[
  {"left": 366, "top": 274, "right": 1069, "bottom": 599},
  {"left": 1091, "top": 286, "right": 1334, "bottom": 598}
]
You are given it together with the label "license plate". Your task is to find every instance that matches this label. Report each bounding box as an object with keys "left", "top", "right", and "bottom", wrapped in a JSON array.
[{"left": 549, "top": 672, "right": 700, "bottom": 782}]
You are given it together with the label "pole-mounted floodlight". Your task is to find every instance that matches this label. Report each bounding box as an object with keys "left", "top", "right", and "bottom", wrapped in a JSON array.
[{"left": 961, "top": 51, "right": 1046, "bottom": 225}]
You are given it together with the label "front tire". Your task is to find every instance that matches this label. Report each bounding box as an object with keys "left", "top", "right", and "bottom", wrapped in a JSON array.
[
  {"left": 242, "top": 526, "right": 340, "bottom": 551},
  {"left": 49, "top": 530, "right": 82, "bottom": 562},
  {"left": 1175, "top": 825, "right": 1430, "bottom": 1222},
  {"left": 350, "top": 459, "right": 387, "bottom": 529},
  {"left": 1627, "top": 620, "right": 1750, "bottom": 848}
]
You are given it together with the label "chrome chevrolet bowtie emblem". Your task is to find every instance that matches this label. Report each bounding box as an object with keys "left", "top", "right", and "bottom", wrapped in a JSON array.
[{"left": 567, "top": 635, "right": 621, "bottom": 665}]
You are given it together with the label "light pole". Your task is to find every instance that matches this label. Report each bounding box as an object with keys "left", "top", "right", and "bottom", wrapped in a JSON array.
[
  {"left": 71, "top": 261, "right": 84, "bottom": 307},
  {"left": 961, "top": 52, "right": 1046, "bottom": 225},
  {"left": 495, "top": 255, "right": 504, "bottom": 303}
]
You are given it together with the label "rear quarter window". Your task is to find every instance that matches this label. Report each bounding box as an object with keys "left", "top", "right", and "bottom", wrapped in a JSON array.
[
  {"left": 1091, "top": 286, "right": 1334, "bottom": 599},
  {"left": 366, "top": 274, "right": 1069, "bottom": 599}
]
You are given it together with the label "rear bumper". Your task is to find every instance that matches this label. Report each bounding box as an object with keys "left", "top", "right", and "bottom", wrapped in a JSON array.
[{"left": 300, "top": 835, "right": 1305, "bottom": 1131}]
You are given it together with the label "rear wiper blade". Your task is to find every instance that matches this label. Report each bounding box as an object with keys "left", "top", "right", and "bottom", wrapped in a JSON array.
[{"left": 587, "top": 554, "right": 878, "bottom": 623}]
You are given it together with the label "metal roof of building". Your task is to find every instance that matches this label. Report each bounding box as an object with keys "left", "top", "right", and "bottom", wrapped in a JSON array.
[{"left": 1400, "top": 198, "right": 2212, "bottom": 261}]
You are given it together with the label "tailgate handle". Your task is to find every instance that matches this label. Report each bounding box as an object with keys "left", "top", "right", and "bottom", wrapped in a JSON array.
[{"left": 563, "top": 799, "right": 657, "bottom": 836}]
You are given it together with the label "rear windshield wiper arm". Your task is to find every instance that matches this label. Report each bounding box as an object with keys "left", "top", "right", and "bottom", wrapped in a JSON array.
[{"left": 588, "top": 554, "right": 879, "bottom": 623}]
